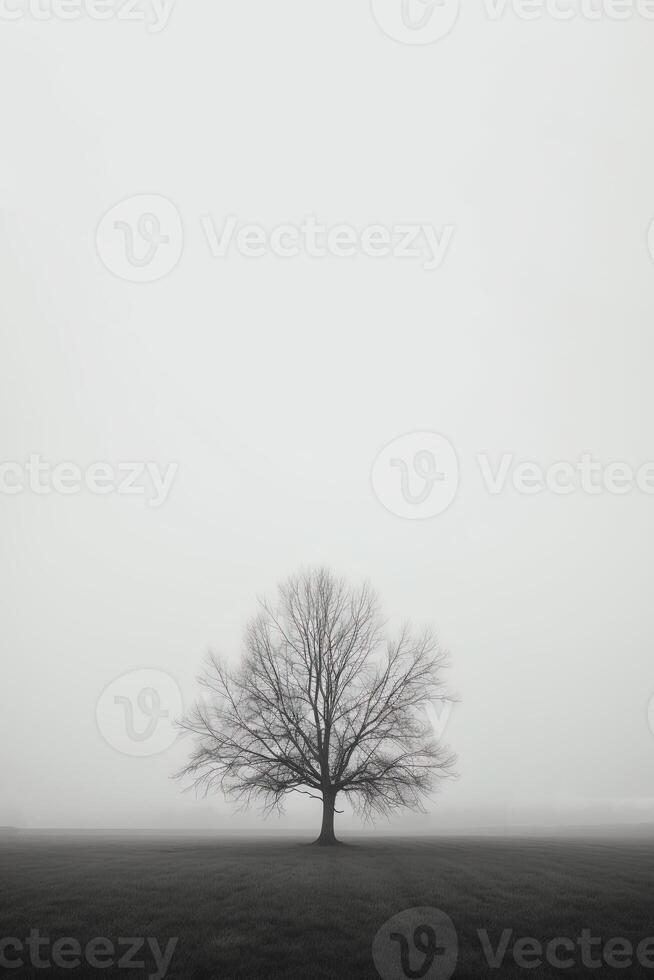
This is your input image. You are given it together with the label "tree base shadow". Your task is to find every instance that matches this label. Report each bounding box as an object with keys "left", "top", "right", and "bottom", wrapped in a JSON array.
[{"left": 309, "top": 838, "right": 349, "bottom": 847}]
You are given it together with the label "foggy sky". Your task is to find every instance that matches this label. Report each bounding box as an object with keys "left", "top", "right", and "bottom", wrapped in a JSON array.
[{"left": 2, "top": 2, "right": 654, "bottom": 834}]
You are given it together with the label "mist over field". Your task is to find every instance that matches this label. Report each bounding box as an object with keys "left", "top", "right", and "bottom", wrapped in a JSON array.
[{"left": 3, "top": 4, "right": 654, "bottom": 837}]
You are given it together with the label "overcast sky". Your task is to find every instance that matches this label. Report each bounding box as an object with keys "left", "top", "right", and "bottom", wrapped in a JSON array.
[{"left": 2, "top": 1, "right": 654, "bottom": 834}]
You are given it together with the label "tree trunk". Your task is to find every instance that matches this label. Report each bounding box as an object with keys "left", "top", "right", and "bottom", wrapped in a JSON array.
[{"left": 314, "top": 789, "right": 339, "bottom": 845}]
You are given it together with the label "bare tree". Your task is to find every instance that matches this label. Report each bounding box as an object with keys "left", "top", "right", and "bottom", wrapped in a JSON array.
[{"left": 177, "top": 568, "right": 456, "bottom": 845}]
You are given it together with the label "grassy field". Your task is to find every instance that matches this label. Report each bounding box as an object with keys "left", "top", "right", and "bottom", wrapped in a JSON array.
[{"left": 1, "top": 834, "right": 654, "bottom": 978}]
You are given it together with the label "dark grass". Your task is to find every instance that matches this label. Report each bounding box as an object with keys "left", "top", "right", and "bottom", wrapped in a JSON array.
[{"left": 2, "top": 834, "right": 654, "bottom": 978}]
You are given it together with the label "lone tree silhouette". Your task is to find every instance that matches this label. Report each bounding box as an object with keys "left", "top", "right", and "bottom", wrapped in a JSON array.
[{"left": 178, "top": 568, "right": 456, "bottom": 845}]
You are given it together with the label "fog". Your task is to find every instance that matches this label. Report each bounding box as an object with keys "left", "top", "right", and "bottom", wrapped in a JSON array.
[{"left": 2, "top": 2, "right": 654, "bottom": 835}]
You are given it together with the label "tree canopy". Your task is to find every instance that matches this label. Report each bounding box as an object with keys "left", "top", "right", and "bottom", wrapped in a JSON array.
[{"left": 178, "top": 568, "right": 456, "bottom": 844}]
